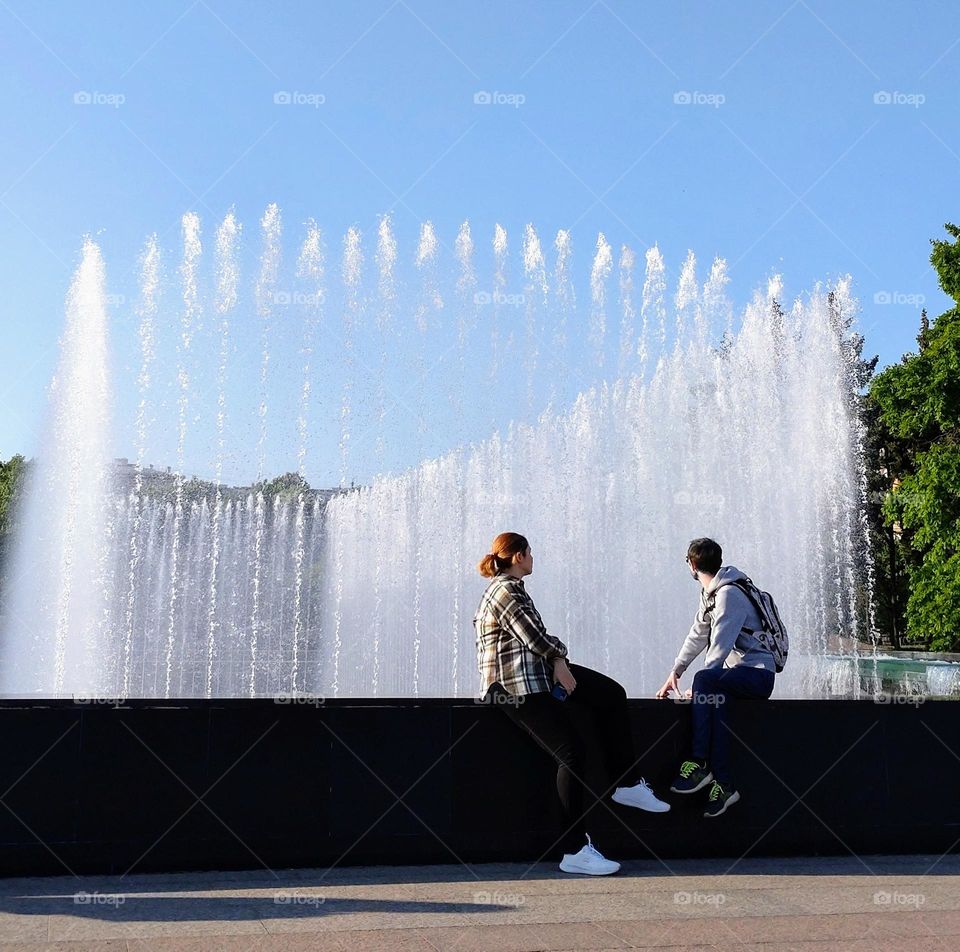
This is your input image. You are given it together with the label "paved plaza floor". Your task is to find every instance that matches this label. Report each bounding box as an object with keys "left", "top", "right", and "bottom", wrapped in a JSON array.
[{"left": 0, "top": 853, "right": 956, "bottom": 951}]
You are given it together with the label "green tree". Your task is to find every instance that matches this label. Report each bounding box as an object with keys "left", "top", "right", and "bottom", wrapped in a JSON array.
[
  {"left": 0, "top": 454, "right": 27, "bottom": 578},
  {"left": 256, "top": 471, "right": 312, "bottom": 500},
  {"left": 870, "top": 224, "right": 960, "bottom": 650}
]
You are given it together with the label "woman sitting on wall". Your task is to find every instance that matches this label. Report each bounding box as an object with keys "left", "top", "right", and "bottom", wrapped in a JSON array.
[{"left": 474, "top": 531, "right": 671, "bottom": 876}]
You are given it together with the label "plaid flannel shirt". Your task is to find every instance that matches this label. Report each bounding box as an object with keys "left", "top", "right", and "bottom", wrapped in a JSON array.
[{"left": 474, "top": 573, "right": 569, "bottom": 697}]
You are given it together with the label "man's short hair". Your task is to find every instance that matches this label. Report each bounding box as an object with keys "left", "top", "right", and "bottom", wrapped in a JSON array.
[{"left": 687, "top": 537, "right": 722, "bottom": 575}]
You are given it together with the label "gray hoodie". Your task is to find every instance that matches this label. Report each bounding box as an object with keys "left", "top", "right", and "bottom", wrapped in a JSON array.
[{"left": 672, "top": 565, "right": 777, "bottom": 677}]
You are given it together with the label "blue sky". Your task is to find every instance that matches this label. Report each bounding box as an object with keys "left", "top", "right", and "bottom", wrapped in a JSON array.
[{"left": 1, "top": 0, "right": 957, "bottom": 483}]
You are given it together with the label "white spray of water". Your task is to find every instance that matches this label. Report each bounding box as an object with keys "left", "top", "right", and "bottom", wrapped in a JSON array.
[
  {"left": 550, "top": 229, "right": 574, "bottom": 408},
  {"left": 121, "top": 236, "right": 160, "bottom": 696},
  {"left": 618, "top": 245, "right": 637, "bottom": 377},
  {"left": 333, "top": 226, "right": 363, "bottom": 696},
  {"left": 2, "top": 218, "right": 879, "bottom": 701},
  {"left": 249, "top": 203, "right": 281, "bottom": 697},
  {"left": 590, "top": 233, "right": 613, "bottom": 366},
  {"left": 702, "top": 257, "right": 732, "bottom": 347},
  {"left": 205, "top": 211, "right": 240, "bottom": 697},
  {"left": 642, "top": 245, "right": 667, "bottom": 354},
  {"left": 164, "top": 213, "right": 201, "bottom": 699},
  {"left": 675, "top": 250, "right": 699, "bottom": 346},
  {"left": 522, "top": 224, "right": 547, "bottom": 416},
  {"left": 292, "top": 222, "right": 324, "bottom": 692}
]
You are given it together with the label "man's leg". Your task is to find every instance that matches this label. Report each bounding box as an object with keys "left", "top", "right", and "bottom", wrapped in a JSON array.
[
  {"left": 703, "top": 666, "right": 775, "bottom": 789},
  {"left": 690, "top": 666, "right": 725, "bottom": 767}
]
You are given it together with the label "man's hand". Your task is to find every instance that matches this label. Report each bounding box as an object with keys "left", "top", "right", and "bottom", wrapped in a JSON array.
[
  {"left": 656, "top": 671, "right": 680, "bottom": 699},
  {"left": 553, "top": 658, "right": 577, "bottom": 694}
]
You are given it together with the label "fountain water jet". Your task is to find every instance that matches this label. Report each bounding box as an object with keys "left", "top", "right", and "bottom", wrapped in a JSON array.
[{"left": 0, "top": 213, "right": 878, "bottom": 700}]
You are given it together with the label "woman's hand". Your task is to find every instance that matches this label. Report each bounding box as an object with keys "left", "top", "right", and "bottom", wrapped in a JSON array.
[
  {"left": 553, "top": 658, "right": 577, "bottom": 694},
  {"left": 656, "top": 671, "right": 680, "bottom": 699}
]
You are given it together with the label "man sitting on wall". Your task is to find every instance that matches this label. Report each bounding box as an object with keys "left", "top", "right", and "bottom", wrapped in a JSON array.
[{"left": 656, "top": 537, "right": 781, "bottom": 817}]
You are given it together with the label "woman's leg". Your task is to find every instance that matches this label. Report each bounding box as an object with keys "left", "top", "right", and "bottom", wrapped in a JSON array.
[
  {"left": 566, "top": 664, "right": 638, "bottom": 794},
  {"left": 492, "top": 685, "right": 589, "bottom": 854}
]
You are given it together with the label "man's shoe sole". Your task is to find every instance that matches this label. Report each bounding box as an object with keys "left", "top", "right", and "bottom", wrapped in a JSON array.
[
  {"left": 559, "top": 859, "right": 621, "bottom": 875},
  {"left": 610, "top": 790, "right": 671, "bottom": 812},
  {"left": 704, "top": 790, "right": 741, "bottom": 817},
  {"left": 669, "top": 772, "right": 714, "bottom": 794}
]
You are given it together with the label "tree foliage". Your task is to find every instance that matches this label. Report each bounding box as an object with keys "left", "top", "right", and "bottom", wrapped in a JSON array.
[{"left": 869, "top": 223, "right": 960, "bottom": 650}]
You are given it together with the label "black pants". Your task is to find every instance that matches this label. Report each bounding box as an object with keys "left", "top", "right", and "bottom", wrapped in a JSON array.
[{"left": 489, "top": 664, "right": 638, "bottom": 855}]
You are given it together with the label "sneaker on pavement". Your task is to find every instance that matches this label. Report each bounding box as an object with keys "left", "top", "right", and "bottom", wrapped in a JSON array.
[
  {"left": 559, "top": 834, "right": 621, "bottom": 876},
  {"left": 703, "top": 781, "right": 740, "bottom": 817},
  {"left": 670, "top": 760, "right": 714, "bottom": 794},
  {"left": 611, "top": 777, "right": 671, "bottom": 812}
]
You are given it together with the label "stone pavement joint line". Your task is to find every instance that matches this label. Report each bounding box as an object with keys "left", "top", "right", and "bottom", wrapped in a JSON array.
[{"left": 0, "top": 853, "right": 956, "bottom": 950}]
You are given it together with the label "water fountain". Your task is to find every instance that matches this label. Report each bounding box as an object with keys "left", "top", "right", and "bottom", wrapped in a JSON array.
[{"left": 0, "top": 209, "right": 880, "bottom": 699}]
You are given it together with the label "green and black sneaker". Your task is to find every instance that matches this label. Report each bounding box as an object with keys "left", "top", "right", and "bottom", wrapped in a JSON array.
[
  {"left": 669, "top": 760, "right": 713, "bottom": 794},
  {"left": 703, "top": 781, "right": 741, "bottom": 818}
]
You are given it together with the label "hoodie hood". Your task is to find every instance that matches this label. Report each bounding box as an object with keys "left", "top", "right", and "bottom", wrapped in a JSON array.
[{"left": 705, "top": 565, "right": 748, "bottom": 594}]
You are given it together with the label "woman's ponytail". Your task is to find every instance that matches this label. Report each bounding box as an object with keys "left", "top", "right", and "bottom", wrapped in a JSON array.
[{"left": 478, "top": 532, "right": 530, "bottom": 578}]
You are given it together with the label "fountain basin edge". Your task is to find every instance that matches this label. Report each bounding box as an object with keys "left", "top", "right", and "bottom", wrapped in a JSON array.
[{"left": 0, "top": 698, "right": 953, "bottom": 877}]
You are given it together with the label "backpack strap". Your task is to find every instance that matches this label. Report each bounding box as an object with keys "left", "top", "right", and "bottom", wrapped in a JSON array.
[
  {"left": 704, "top": 577, "right": 765, "bottom": 642},
  {"left": 726, "top": 578, "right": 767, "bottom": 631}
]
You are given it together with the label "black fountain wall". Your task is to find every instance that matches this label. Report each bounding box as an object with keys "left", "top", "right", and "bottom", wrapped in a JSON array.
[{"left": 0, "top": 698, "right": 954, "bottom": 877}]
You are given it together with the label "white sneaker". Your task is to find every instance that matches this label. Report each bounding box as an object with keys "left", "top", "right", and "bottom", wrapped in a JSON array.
[
  {"left": 611, "top": 777, "right": 671, "bottom": 812},
  {"left": 559, "top": 834, "right": 621, "bottom": 876}
]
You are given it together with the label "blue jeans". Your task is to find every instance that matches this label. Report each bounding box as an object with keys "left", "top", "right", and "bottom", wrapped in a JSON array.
[{"left": 690, "top": 665, "right": 775, "bottom": 787}]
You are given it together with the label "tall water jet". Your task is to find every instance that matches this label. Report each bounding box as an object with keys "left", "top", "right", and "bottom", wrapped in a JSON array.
[
  {"left": 0, "top": 240, "right": 112, "bottom": 696},
  {"left": 618, "top": 244, "right": 637, "bottom": 378},
  {"left": 205, "top": 211, "right": 240, "bottom": 697},
  {"left": 292, "top": 221, "right": 324, "bottom": 693},
  {"left": 675, "top": 249, "right": 699, "bottom": 347},
  {"left": 248, "top": 204, "right": 281, "bottom": 697},
  {"left": 643, "top": 245, "right": 667, "bottom": 356},
  {"left": 491, "top": 223, "right": 508, "bottom": 401},
  {"left": 551, "top": 229, "right": 574, "bottom": 407},
  {"left": 590, "top": 233, "right": 613, "bottom": 367},
  {"left": 411, "top": 221, "right": 443, "bottom": 696},
  {"left": 122, "top": 235, "right": 160, "bottom": 697},
  {"left": 372, "top": 216, "right": 396, "bottom": 695},
  {"left": 522, "top": 224, "right": 547, "bottom": 418},
  {"left": 164, "top": 214, "right": 201, "bottom": 699}
]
